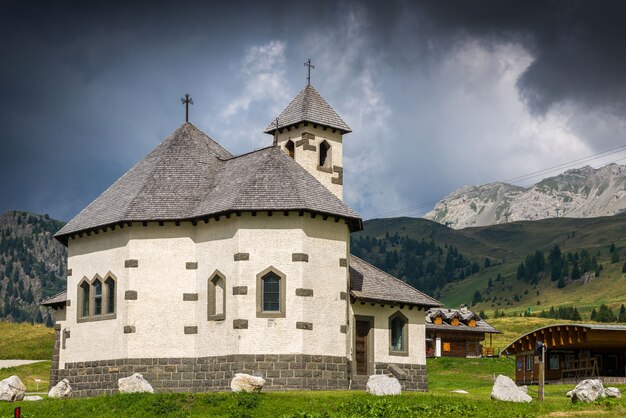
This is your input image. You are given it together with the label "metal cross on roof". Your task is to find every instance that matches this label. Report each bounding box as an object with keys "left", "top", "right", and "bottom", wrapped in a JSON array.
[
  {"left": 181, "top": 94, "right": 193, "bottom": 123},
  {"left": 304, "top": 59, "right": 315, "bottom": 85}
]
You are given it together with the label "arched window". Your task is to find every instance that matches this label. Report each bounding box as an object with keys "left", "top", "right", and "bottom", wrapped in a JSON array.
[
  {"left": 319, "top": 140, "right": 331, "bottom": 167},
  {"left": 285, "top": 140, "right": 295, "bottom": 159},
  {"left": 389, "top": 311, "right": 409, "bottom": 355},
  {"left": 256, "top": 267, "right": 286, "bottom": 318},
  {"left": 93, "top": 278, "right": 102, "bottom": 316},
  {"left": 105, "top": 277, "right": 116, "bottom": 315},
  {"left": 79, "top": 281, "right": 90, "bottom": 319},
  {"left": 208, "top": 272, "right": 226, "bottom": 321}
]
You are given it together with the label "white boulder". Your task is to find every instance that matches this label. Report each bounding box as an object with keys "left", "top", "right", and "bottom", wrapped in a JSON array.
[
  {"left": 230, "top": 373, "right": 265, "bottom": 393},
  {"left": 0, "top": 375, "right": 26, "bottom": 402},
  {"left": 605, "top": 387, "right": 622, "bottom": 398},
  {"left": 48, "top": 378, "right": 72, "bottom": 398},
  {"left": 118, "top": 373, "right": 154, "bottom": 394},
  {"left": 566, "top": 379, "right": 605, "bottom": 403},
  {"left": 23, "top": 395, "right": 43, "bottom": 401},
  {"left": 491, "top": 374, "right": 532, "bottom": 403},
  {"left": 365, "top": 374, "right": 402, "bottom": 396}
]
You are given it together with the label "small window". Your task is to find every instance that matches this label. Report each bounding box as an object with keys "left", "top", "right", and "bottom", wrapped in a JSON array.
[
  {"left": 443, "top": 342, "right": 451, "bottom": 352},
  {"left": 256, "top": 267, "right": 286, "bottom": 318},
  {"left": 208, "top": 272, "right": 226, "bottom": 321},
  {"left": 105, "top": 277, "right": 115, "bottom": 315},
  {"left": 285, "top": 140, "right": 295, "bottom": 159},
  {"left": 389, "top": 311, "right": 409, "bottom": 355},
  {"left": 319, "top": 140, "right": 331, "bottom": 167},
  {"left": 80, "top": 281, "right": 90, "bottom": 318},
  {"left": 468, "top": 319, "right": 476, "bottom": 327},
  {"left": 263, "top": 273, "right": 280, "bottom": 311},
  {"left": 93, "top": 279, "right": 102, "bottom": 316},
  {"left": 433, "top": 316, "right": 443, "bottom": 325},
  {"left": 451, "top": 317, "right": 459, "bottom": 326},
  {"left": 526, "top": 355, "right": 533, "bottom": 371}
]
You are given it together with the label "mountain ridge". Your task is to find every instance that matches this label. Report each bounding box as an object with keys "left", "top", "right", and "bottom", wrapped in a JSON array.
[{"left": 425, "top": 163, "right": 626, "bottom": 229}]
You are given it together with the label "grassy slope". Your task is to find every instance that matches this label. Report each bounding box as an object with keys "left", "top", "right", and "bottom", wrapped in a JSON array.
[
  {"left": 360, "top": 215, "right": 626, "bottom": 316},
  {"left": 0, "top": 321, "right": 54, "bottom": 360},
  {"left": 0, "top": 361, "right": 50, "bottom": 392}
]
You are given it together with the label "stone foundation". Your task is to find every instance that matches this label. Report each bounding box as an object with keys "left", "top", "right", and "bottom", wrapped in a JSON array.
[
  {"left": 57, "top": 354, "right": 350, "bottom": 397},
  {"left": 50, "top": 325, "right": 61, "bottom": 387},
  {"left": 375, "top": 362, "right": 428, "bottom": 391}
]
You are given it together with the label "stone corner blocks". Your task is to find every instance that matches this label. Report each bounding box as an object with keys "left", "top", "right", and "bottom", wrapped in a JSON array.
[
  {"left": 233, "top": 319, "right": 248, "bottom": 329},
  {"left": 125, "top": 290, "right": 138, "bottom": 300},
  {"left": 125, "top": 259, "right": 139, "bottom": 268},
  {"left": 234, "top": 253, "right": 249, "bottom": 261},
  {"left": 184, "top": 326, "right": 198, "bottom": 335}
]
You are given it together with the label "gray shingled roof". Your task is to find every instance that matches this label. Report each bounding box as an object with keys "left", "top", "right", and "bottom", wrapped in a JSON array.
[
  {"left": 40, "top": 291, "right": 67, "bottom": 307},
  {"left": 55, "top": 123, "right": 362, "bottom": 242},
  {"left": 426, "top": 307, "right": 501, "bottom": 334},
  {"left": 349, "top": 255, "right": 442, "bottom": 308},
  {"left": 264, "top": 85, "right": 351, "bottom": 134}
]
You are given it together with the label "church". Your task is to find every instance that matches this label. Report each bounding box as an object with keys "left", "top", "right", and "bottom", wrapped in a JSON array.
[{"left": 42, "top": 79, "right": 441, "bottom": 397}]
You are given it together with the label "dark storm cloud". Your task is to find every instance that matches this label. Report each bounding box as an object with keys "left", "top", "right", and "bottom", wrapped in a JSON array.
[
  {"left": 2, "top": 0, "right": 626, "bottom": 221},
  {"left": 366, "top": 0, "right": 626, "bottom": 115}
]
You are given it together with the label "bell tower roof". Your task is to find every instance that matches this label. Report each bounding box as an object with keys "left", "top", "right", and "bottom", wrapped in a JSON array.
[{"left": 264, "top": 84, "right": 351, "bottom": 135}]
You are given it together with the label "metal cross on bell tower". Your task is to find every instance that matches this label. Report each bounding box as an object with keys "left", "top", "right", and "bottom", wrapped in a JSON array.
[
  {"left": 181, "top": 94, "right": 193, "bottom": 123},
  {"left": 304, "top": 59, "right": 315, "bottom": 85}
]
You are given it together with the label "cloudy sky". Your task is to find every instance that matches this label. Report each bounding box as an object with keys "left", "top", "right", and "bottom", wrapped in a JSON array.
[{"left": 2, "top": 0, "right": 626, "bottom": 222}]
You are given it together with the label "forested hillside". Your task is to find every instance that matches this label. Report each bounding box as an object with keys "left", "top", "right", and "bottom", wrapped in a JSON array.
[{"left": 0, "top": 211, "right": 66, "bottom": 324}]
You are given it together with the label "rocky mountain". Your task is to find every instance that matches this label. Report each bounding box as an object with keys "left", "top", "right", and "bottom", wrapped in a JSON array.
[
  {"left": 0, "top": 211, "right": 66, "bottom": 324},
  {"left": 425, "top": 164, "right": 626, "bottom": 229}
]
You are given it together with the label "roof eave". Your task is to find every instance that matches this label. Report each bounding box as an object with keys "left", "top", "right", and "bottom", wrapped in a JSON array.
[
  {"left": 350, "top": 293, "right": 442, "bottom": 309},
  {"left": 55, "top": 209, "right": 363, "bottom": 246},
  {"left": 264, "top": 121, "right": 352, "bottom": 136}
]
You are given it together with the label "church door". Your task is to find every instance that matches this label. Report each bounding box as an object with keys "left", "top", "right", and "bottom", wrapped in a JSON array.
[{"left": 355, "top": 318, "right": 372, "bottom": 375}]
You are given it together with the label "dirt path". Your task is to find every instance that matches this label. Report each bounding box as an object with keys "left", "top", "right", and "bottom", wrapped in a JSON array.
[{"left": 0, "top": 360, "right": 45, "bottom": 369}]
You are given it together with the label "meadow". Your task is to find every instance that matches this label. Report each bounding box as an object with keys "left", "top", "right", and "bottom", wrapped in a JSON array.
[{"left": 2, "top": 317, "right": 625, "bottom": 416}]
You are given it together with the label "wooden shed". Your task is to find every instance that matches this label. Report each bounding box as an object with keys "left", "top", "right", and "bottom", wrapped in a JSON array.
[{"left": 501, "top": 324, "right": 626, "bottom": 385}]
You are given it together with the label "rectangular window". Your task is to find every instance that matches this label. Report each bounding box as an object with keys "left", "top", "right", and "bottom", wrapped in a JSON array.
[
  {"left": 263, "top": 276, "right": 280, "bottom": 311},
  {"left": 549, "top": 354, "right": 560, "bottom": 370},
  {"left": 526, "top": 355, "right": 533, "bottom": 371},
  {"left": 443, "top": 342, "right": 451, "bottom": 352}
]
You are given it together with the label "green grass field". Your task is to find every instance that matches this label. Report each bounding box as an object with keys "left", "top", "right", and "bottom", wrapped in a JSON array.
[
  {"left": 2, "top": 314, "right": 626, "bottom": 416},
  {"left": 0, "top": 321, "right": 54, "bottom": 360}
]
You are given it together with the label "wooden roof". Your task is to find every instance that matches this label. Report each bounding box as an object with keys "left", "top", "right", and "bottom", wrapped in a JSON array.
[{"left": 501, "top": 323, "right": 626, "bottom": 355}]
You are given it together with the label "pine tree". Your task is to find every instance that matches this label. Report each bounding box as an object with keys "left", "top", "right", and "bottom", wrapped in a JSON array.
[
  {"left": 557, "top": 276, "right": 566, "bottom": 288},
  {"left": 572, "top": 308, "right": 581, "bottom": 321},
  {"left": 619, "top": 304, "right": 626, "bottom": 323},
  {"left": 479, "top": 310, "right": 487, "bottom": 319},
  {"left": 612, "top": 251, "right": 620, "bottom": 263},
  {"left": 622, "top": 261, "right": 626, "bottom": 273},
  {"left": 590, "top": 308, "right": 597, "bottom": 321},
  {"left": 45, "top": 314, "right": 53, "bottom": 327},
  {"left": 35, "top": 310, "right": 43, "bottom": 323}
]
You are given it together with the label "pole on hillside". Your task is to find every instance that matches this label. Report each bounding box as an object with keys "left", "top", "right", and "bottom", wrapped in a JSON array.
[{"left": 536, "top": 340, "right": 545, "bottom": 401}]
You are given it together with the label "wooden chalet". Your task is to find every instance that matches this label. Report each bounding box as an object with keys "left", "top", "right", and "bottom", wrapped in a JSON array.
[
  {"left": 425, "top": 306, "right": 500, "bottom": 358},
  {"left": 502, "top": 324, "right": 626, "bottom": 385}
]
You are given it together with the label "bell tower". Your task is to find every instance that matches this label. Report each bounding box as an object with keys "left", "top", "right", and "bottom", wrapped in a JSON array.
[{"left": 265, "top": 84, "right": 351, "bottom": 200}]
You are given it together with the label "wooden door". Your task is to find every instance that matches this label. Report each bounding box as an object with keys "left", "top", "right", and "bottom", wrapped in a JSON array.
[{"left": 355, "top": 320, "right": 371, "bottom": 375}]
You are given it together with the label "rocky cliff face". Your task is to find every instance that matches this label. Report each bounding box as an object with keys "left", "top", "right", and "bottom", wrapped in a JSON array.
[
  {"left": 0, "top": 211, "right": 66, "bottom": 323},
  {"left": 425, "top": 164, "right": 626, "bottom": 229}
]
